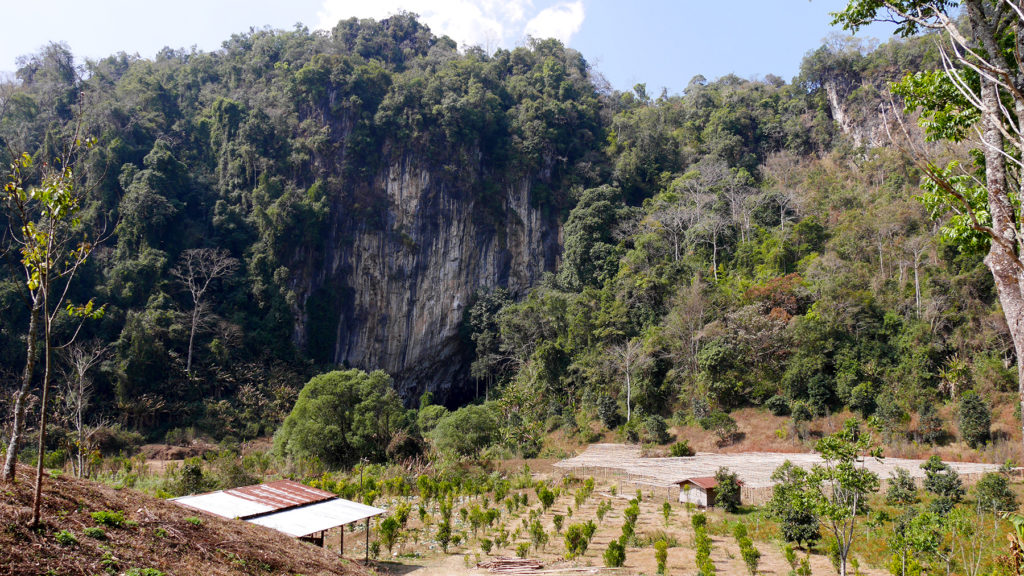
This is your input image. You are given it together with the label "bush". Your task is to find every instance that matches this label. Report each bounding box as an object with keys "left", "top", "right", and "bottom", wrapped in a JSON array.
[
  {"left": 185, "top": 516, "right": 202, "bottom": 527},
  {"left": 765, "top": 395, "right": 790, "bottom": 416},
  {"left": 700, "top": 412, "right": 739, "bottom": 445},
  {"left": 431, "top": 403, "right": 499, "bottom": 457},
  {"left": 917, "top": 403, "right": 945, "bottom": 444},
  {"left": 83, "top": 526, "right": 107, "bottom": 540},
  {"left": 885, "top": 467, "right": 918, "bottom": 506},
  {"left": 669, "top": 439, "right": 695, "bottom": 457},
  {"left": 958, "top": 391, "right": 991, "bottom": 448},
  {"left": 564, "top": 523, "right": 589, "bottom": 559},
  {"left": 597, "top": 395, "right": 621, "bottom": 429},
  {"left": 713, "top": 467, "right": 741, "bottom": 512},
  {"left": 974, "top": 472, "right": 1017, "bottom": 512},
  {"left": 603, "top": 538, "right": 626, "bottom": 567},
  {"left": 91, "top": 510, "right": 127, "bottom": 528},
  {"left": 654, "top": 539, "right": 668, "bottom": 574},
  {"left": 54, "top": 530, "right": 78, "bottom": 546},
  {"left": 553, "top": 514, "right": 564, "bottom": 533},
  {"left": 274, "top": 369, "right": 410, "bottom": 467},
  {"left": 739, "top": 538, "right": 761, "bottom": 575},
  {"left": 922, "top": 455, "right": 964, "bottom": 514},
  {"left": 125, "top": 570, "right": 165, "bottom": 576},
  {"left": 516, "top": 542, "right": 530, "bottom": 559},
  {"left": 643, "top": 415, "right": 671, "bottom": 444}
]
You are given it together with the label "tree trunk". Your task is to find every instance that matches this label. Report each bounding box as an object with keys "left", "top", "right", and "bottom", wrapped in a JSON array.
[
  {"left": 31, "top": 309, "right": 51, "bottom": 527},
  {"left": 186, "top": 306, "right": 199, "bottom": 374},
  {"left": 2, "top": 302, "right": 40, "bottom": 483},
  {"left": 977, "top": 77, "right": 1024, "bottom": 457}
]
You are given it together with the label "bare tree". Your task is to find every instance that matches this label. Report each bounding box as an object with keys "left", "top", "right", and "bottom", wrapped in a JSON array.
[
  {"left": 902, "top": 235, "right": 932, "bottom": 318},
  {"left": 610, "top": 338, "right": 646, "bottom": 422},
  {"left": 171, "top": 248, "right": 239, "bottom": 374},
  {"left": 57, "top": 342, "right": 106, "bottom": 478}
]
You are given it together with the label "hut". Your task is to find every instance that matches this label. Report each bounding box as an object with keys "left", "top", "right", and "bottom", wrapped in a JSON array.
[
  {"left": 678, "top": 476, "right": 745, "bottom": 508},
  {"left": 174, "top": 479, "right": 384, "bottom": 559}
]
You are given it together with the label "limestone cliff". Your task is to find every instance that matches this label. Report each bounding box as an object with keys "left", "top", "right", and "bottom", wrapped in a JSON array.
[{"left": 289, "top": 156, "right": 560, "bottom": 402}]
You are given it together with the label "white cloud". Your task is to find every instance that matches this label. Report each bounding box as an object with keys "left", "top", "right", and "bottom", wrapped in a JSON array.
[
  {"left": 524, "top": 2, "right": 584, "bottom": 45},
  {"left": 315, "top": 0, "right": 584, "bottom": 51}
]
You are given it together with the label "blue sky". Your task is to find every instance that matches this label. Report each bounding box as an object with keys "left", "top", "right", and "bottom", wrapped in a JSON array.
[{"left": 1, "top": 0, "right": 896, "bottom": 94}]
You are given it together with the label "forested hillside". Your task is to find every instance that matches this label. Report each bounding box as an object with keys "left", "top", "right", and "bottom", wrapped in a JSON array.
[{"left": 0, "top": 14, "right": 1014, "bottom": 459}]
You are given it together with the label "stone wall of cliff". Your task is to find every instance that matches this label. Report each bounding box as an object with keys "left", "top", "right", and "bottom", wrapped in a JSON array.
[{"left": 288, "top": 156, "right": 560, "bottom": 402}]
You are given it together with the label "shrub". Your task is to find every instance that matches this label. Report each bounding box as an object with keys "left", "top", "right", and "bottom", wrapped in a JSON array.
[
  {"left": 83, "top": 526, "right": 107, "bottom": 540},
  {"left": 431, "top": 403, "right": 500, "bottom": 457},
  {"left": 922, "top": 455, "right": 964, "bottom": 514},
  {"left": 654, "top": 539, "right": 668, "bottom": 574},
  {"left": 378, "top": 516, "right": 400, "bottom": 554},
  {"left": 958, "top": 391, "right": 991, "bottom": 448},
  {"left": 564, "top": 523, "right": 589, "bottom": 559},
  {"left": 553, "top": 514, "right": 564, "bottom": 533},
  {"left": 765, "top": 395, "right": 790, "bottom": 416},
  {"left": 917, "top": 403, "right": 945, "bottom": 444},
  {"left": 700, "top": 412, "right": 739, "bottom": 445},
  {"left": 480, "top": 538, "right": 493, "bottom": 555},
  {"left": 185, "top": 516, "right": 202, "bottom": 527},
  {"left": 740, "top": 538, "right": 761, "bottom": 575},
  {"left": 691, "top": 512, "right": 707, "bottom": 531},
  {"left": 713, "top": 467, "right": 741, "bottom": 512},
  {"left": 974, "top": 472, "right": 1018, "bottom": 512},
  {"left": 597, "top": 394, "right": 622, "bottom": 429},
  {"left": 885, "top": 467, "right": 918, "bottom": 506},
  {"left": 436, "top": 521, "right": 452, "bottom": 553},
  {"left": 603, "top": 538, "right": 626, "bottom": 567},
  {"left": 669, "top": 439, "right": 695, "bottom": 457},
  {"left": 643, "top": 415, "right": 671, "bottom": 444},
  {"left": 516, "top": 542, "right": 530, "bottom": 558},
  {"left": 54, "top": 530, "right": 78, "bottom": 546},
  {"left": 91, "top": 510, "right": 126, "bottom": 528},
  {"left": 662, "top": 502, "right": 672, "bottom": 526},
  {"left": 125, "top": 569, "right": 165, "bottom": 576},
  {"left": 274, "top": 369, "right": 410, "bottom": 466}
]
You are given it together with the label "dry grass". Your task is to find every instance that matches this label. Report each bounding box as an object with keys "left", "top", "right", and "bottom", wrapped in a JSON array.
[{"left": 0, "top": 464, "right": 372, "bottom": 576}]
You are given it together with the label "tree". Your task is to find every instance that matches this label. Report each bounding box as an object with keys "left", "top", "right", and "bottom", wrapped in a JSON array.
[
  {"left": 610, "top": 338, "right": 645, "bottom": 422},
  {"left": 921, "top": 454, "right": 964, "bottom": 514},
  {"left": 603, "top": 538, "right": 626, "bottom": 567},
  {"left": 171, "top": 247, "right": 239, "bottom": 375},
  {"left": 654, "top": 539, "right": 668, "bottom": 574},
  {"left": 713, "top": 467, "right": 741, "bottom": 513},
  {"left": 57, "top": 341, "right": 107, "bottom": 478},
  {"left": 564, "top": 523, "right": 590, "bottom": 559},
  {"left": 973, "top": 471, "right": 1017, "bottom": 513},
  {"left": 885, "top": 467, "right": 919, "bottom": 506},
  {"left": 807, "top": 419, "right": 880, "bottom": 576},
  {"left": 834, "top": 0, "right": 1024, "bottom": 457},
  {"left": 429, "top": 403, "right": 498, "bottom": 457},
  {"left": 378, "top": 515, "right": 400, "bottom": 555},
  {"left": 958, "top": 390, "right": 991, "bottom": 449},
  {"left": 273, "top": 369, "right": 410, "bottom": 467},
  {"left": 767, "top": 461, "right": 820, "bottom": 548},
  {"left": 1, "top": 138, "right": 104, "bottom": 531}
]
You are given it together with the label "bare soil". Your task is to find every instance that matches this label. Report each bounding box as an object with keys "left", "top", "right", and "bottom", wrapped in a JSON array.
[{"left": 0, "top": 464, "right": 372, "bottom": 576}]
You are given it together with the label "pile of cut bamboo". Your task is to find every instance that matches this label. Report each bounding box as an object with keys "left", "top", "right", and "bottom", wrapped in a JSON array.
[{"left": 476, "top": 557, "right": 544, "bottom": 573}]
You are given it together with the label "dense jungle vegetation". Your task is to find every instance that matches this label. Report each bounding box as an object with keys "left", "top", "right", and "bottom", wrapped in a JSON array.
[{"left": 0, "top": 13, "right": 1014, "bottom": 469}]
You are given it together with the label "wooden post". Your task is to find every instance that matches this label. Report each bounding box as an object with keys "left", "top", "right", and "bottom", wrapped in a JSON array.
[
  {"left": 340, "top": 524, "right": 344, "bottom": 557},
  {"left": 365, "top": 517, "right": 369, "bottom": 563}
]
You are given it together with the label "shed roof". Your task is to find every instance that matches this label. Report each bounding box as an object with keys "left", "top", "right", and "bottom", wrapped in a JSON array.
[
  {"left": 172, "top": 479, "right": 385, "bottom": 538},
  {"left": 681, "top": 476, "right": 719, "bottom": 490},
  {"left": 247, "top": 498, "right": 385, "bottom": 537}
]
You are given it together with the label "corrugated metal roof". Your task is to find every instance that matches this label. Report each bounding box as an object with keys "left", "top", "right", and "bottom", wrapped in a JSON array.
[
  {"left": 681, "top": 476, "right": 718, "bottom": 490},
  {"left": 173, "top": 492, "right": 274, "bottom": 519},
  {"left": 226, "top": 480, "right": 335, "bottom": 511},
  {"left": 247, "top": 498, "right": 386, "bottom": 537}
]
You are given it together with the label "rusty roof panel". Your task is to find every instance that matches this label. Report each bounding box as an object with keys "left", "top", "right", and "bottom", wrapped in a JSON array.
[
  {"left": 682, "top": 476, "right": 718, "bottom": 490},
  {"left": 226, "top": 480, "right": 335, "bottom": 511}
]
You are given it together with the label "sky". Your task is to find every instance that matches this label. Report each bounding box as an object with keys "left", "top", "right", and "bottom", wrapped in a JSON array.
[{"left": 1, "top": 0, "right": 897, "bottom": 95}]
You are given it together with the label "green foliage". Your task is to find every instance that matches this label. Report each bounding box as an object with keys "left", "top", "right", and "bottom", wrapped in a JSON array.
[
  {"left": 714, "top": 467, "right": 742, "bottom": 512},
  {"left": 54, "top": 530, "right": 78, "bottom": 546},
  {"left": 662, "top": 502, "right": 672, "bottom": 526},
  {"left": 564, "top": 522, "right": 590, "bottom": 559},
  {"left": 654, "top": 539, "right": 668, "bottom": 574},
  {"left": 700, "top": 412, "right": 739, "bottom": 446},
  {"left": 516, "top": 541, "right": 530, "bottom": 559},
  {"left": 430, "top": 403, "right": 499, "bottom": 457},
  {"left": 921, "top": 454, "right": 964, "bottom": 514},
  {"left": 274, "top": 369, "right": 411, "bottom": 467},
  {"left": 552, "top": 514, "right": 564, "bottom": 533},
  {"left": 885, "top": 467, "right": 918, "bottom": 506},
  {"left": 378, "top": 515, "right": 400, "bottom": 554},
  {"left": 83, "top": 526, "right": 107, "bottom": 540},
  {"left": 602, "top": 538, "right": 626, "bottom": 567},
  {"left": 185, "top": 516, "right": 202, "bottom": 527},
  {"left": 973, "top": 472, "right": 1017, "bottom": 513},
  {"left": 958, "top": 390, "right": 990, "bottom": 449},
  {"left": 91, "top": 510, "right": 127, "bottom": 528},
  {"left": 125, "top": 569, "right": 165, "bottom": 576},
  {"left": 669, "top": 439, "right": 695, "bottom": 457}
]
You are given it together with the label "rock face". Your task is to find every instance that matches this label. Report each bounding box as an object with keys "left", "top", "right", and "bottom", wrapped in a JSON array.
[{"left": 290, "top": 156, "right": 560, "bottom": 403}]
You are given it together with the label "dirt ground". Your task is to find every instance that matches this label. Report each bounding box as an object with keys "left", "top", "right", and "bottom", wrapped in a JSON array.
[{"left": 340, "top": 476, "right": 886, "bottom": 576}]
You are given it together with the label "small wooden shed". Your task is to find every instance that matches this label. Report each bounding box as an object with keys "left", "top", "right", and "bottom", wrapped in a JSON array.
[{"left": 678, "top": 476, "right": 719, "bottom": 507}]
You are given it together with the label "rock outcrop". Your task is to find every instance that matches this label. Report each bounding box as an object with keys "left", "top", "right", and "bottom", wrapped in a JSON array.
[{"left": 290, "top": 156, "right": 560, "bottom": 403}]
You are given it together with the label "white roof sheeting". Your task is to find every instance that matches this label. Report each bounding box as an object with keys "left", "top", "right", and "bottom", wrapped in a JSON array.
[
  {"left": 174, "top": 491, "right": 275, "bottom": 519},
  {"left": 247, "top": 498, "right": 386, "bottom": 537}
]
